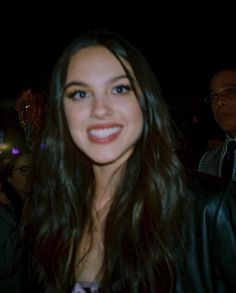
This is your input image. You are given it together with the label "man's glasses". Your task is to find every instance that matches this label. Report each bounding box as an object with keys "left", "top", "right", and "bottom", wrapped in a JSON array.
[
  {"left": 205, "top": 87, "right": 236, "bottom": 105},
  {"left": 12, "top": 165, "right": 33, "bottom": 177}
]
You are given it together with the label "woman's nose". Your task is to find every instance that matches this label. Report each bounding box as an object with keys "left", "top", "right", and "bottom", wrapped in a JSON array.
[{"left": 90, "top": 96, "right": 113, "bottom": 119}]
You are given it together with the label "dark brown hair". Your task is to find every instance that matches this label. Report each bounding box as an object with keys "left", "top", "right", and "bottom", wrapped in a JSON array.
[{"left": 30, "top": 29, "right": 186, "bottom": 292}]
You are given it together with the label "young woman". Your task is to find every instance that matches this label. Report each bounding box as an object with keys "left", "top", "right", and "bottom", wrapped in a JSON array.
[{"left": 29, "top": 30, "right": 236, "bottom": 292}]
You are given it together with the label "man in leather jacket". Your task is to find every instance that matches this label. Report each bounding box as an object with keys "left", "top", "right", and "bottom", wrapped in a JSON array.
[
  {"left": 198, "top": 69, "right": 236, "bottom": 182},
  {"left": 176, "top": 178, "right": 236, "bottom": 292}
]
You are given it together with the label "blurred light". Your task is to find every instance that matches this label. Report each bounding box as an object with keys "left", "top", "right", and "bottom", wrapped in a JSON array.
[
  {"left": 0, "top": 143, "right": 10, "bottom": 151},
  {"left": 11, "top": 147, "right": 21, "bottom": 155},
  {"left": 40, "top": 143, "right": 46, "bottom": 150}
]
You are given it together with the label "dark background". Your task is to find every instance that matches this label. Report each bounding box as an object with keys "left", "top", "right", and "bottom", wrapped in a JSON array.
[{"left": 1, "top": 6, "right": 235, "bottom": 164}]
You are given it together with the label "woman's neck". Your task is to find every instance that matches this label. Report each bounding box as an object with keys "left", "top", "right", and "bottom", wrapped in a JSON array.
[{"left": 93, "top": 159, "right": 125, "bottom": 195}]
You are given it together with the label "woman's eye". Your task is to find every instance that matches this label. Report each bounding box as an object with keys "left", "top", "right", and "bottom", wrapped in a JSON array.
[
  {"left": 112, "top": 85, "right": 131, "bottom": 95},
  {"left": 67, "top": 90, "right": 88, "bottom": 100}
]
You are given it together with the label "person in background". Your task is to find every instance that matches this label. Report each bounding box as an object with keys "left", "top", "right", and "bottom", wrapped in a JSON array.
[
  {"left": 0, "top": 151, "right": 33, "bottom": 292},
  {"left": 29, "top": 30, "right": 236, "bottom": 292},
  {"left": 198, "top": 69, "right": 236, "bottom": 182}
]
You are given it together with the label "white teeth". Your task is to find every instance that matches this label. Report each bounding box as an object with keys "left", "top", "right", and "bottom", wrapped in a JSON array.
[{"left": 89, "top": 127, "right": 121, "bottom": 138}]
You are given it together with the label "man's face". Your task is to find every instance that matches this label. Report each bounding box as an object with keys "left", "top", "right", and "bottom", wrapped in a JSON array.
[{"left": 210, "top": 70, "right": 236, "bottom": 137}]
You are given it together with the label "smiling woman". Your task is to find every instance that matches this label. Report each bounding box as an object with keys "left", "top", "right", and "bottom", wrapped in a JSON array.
[
  {"left": 29, "top": 30, "right": 236, "bottom": 293},
  {"left": 63, "top": 46, "right": 143, "bottom": 165}
]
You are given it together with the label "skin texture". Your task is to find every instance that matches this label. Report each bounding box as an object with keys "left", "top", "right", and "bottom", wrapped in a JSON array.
[
  {"left": 210, "top": 70, "right": 236, "bottom": 137},
  {"left": 63, "top": 46, "right": 143, "bottom": 169}
]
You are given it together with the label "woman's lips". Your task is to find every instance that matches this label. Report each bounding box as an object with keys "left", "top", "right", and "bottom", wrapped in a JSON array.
[{"left": 88, "top": 125, "right": 122, "bottom": 143}]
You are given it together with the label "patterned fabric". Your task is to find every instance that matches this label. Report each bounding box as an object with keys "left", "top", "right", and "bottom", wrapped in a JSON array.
[
  {"left": 71, "top": 281, "right": 99, "bottom": 293},
  {"left": 198, "top": 134, "right": 236, "bottom": 181},
  {"left": 221, "top": 141, "right": 236, "bottom": 180}
]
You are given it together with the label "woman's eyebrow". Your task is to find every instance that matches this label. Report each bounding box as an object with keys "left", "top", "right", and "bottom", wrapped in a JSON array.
[
  {"left": 64, "top": 75, "right": 130, "bottom": 90},
  {"left": 64, "top": 81, "right": 88, "bottom": 90}
]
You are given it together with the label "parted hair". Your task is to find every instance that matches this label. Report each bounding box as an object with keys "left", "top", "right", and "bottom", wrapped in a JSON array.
[{"left": 30, "top": 29, "right": 186, "bottom": 292}]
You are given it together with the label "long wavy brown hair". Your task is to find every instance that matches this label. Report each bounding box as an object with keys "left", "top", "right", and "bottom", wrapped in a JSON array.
[{"left": 30, "top": 30, "right": 187, "bottom": 292}]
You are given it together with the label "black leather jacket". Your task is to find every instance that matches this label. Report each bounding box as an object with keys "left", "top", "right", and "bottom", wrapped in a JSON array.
[{"left": 175, "top": 179, "right": 236, "bottom": 292}]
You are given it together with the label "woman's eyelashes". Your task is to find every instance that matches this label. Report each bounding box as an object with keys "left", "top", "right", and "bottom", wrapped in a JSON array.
[
  {"left": 66, "top": 90, "right": 88, "bottom": 100},
  {"left": 65, "top": 84, "right": 132, "bottom": 101},
  {"left": 112, "top": 84, "right": 132, "bottom": 95}
]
